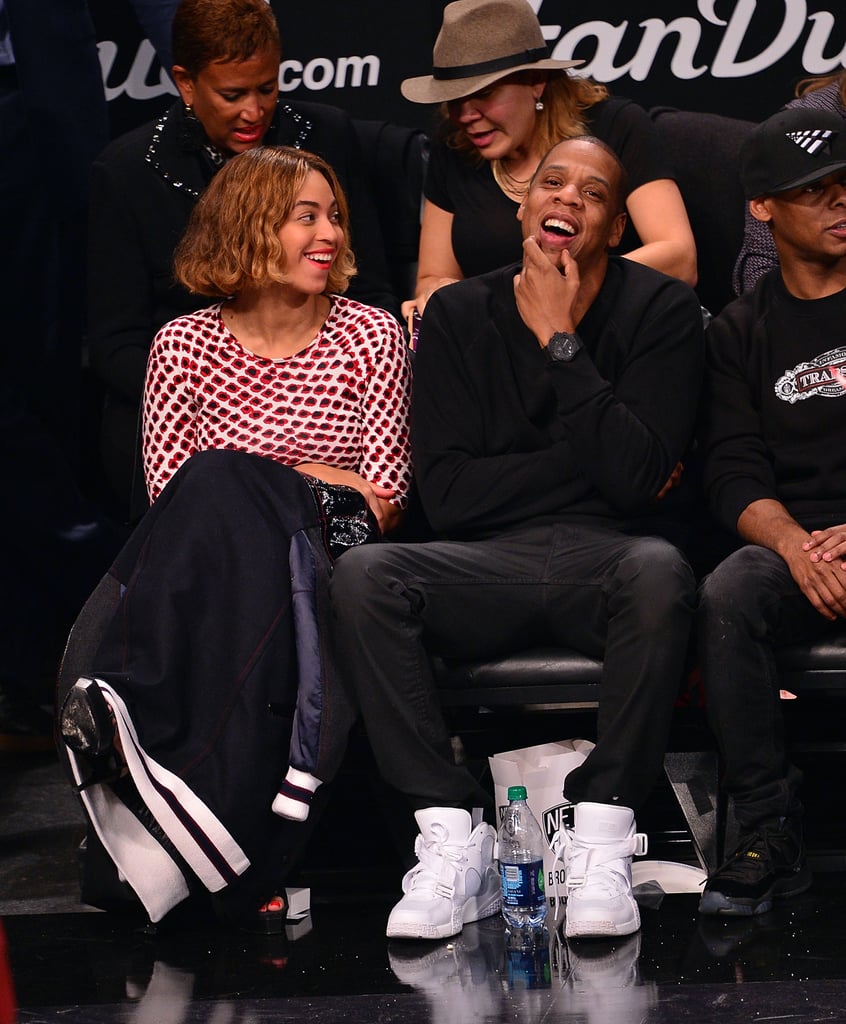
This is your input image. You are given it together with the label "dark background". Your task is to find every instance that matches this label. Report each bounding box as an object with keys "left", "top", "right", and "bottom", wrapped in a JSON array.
[{"left": 90, "top": 0, "right": 846, "bottom": 139}]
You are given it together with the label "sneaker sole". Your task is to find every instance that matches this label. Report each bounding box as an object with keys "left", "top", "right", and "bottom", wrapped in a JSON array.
[
  {"left": 698, "top": 864, "right": 814, "bottom": 917},
  {"left": 565, "top": 910, "right": 641, "bottom": 939},
  {"left": 698, "top": 889, "right": 771, "bottom": 917}
]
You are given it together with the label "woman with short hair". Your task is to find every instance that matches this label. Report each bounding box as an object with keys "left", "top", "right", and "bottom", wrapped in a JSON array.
[
  {"left": 60, "top": 145, "right": 412, "bottom": 934},
  {"left": 87, "top": 0, "right": 397, "bottom": 519}
]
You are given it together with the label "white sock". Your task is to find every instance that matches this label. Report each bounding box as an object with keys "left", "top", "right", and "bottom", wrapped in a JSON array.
[{"left": 272, "top": 766, "right": 321, "bottom": 821}]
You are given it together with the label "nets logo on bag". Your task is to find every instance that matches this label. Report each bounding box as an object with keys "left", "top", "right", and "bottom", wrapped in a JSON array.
[{"left": 542, "top": 801, "right": 575, "bottom": 846}]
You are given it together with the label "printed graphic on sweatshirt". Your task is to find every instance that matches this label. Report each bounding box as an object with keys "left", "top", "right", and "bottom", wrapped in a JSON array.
[{"left": 775, "top": 346, "right": 846, "bottom": 404}]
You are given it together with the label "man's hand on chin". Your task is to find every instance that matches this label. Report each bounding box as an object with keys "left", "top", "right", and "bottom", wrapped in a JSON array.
[{"left": 513, "top": 235, "right": 579, "bottom": 345}]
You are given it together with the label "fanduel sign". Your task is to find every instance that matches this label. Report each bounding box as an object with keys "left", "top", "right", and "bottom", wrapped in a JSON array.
[
  {"left": 92, "top": 0, "right": 846, "bottom": 133},
  {"left": 537, "top": 0, "right": 845, "bottom": 81}
]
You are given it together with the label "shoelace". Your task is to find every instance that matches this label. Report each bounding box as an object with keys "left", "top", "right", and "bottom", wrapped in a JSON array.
[
  {"left": 714, "top": 829, "right": 783, "bottom": 880},
  {"left": 402, "top": 823, "right": 468, "bottom": 899},
  {"left": 549, "top": 827, "right": 647, "bottom": 906}
]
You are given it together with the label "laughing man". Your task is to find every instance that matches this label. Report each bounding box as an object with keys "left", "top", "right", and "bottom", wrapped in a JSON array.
[{"left": 332, "top": 136, "right": 704, "bottom": 941}]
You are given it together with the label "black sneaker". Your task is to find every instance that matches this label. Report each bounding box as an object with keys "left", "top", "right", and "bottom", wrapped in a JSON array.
[{"left": 698, "top": 821, "right": 812, "bottom": 917}]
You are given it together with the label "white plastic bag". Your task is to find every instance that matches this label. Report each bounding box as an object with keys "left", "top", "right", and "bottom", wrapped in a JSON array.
[{"left": 489, "top": 739, "right": 594, "bottom": 912}]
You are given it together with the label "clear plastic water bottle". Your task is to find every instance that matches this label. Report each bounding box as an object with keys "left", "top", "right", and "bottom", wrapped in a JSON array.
[{"left": 498, "top": 785, "right": 548, "bottom": 930}]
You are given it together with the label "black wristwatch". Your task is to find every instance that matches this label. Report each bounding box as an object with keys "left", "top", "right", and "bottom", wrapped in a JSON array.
[{"left": 544, "top": 331, "right": 582, "bottom": 363}]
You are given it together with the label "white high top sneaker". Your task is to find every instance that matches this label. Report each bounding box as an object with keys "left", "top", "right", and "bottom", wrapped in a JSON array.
[
  {"left": 386, "top": 808, "right": 501, "bottom": 940},
  {"left": 551, "top": 802, "right": 647, "bottom": 939}
]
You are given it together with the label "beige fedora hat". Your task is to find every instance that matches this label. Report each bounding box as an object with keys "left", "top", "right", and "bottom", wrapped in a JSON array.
[{"left": 401, "top": 0, "right": 583, "bottom": 104}]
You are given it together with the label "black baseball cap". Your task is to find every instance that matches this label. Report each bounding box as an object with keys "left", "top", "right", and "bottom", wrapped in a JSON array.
[{"left": 740, "top": 107, "right": 846, "bottom": 200}]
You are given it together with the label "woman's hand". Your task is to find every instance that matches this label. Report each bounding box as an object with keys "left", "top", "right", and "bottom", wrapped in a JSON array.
[
  {"left": 401, "top": 299, "right": 418, "bottom": 329},
  {"left": 294, "top": 463, "right": 402, "bottom": 536},
  {"left": 403, "top": 275, "right": 461, "bottom": 324}
]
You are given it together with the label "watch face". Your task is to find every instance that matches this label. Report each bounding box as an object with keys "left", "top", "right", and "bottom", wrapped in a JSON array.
[{"left": 549, "top": 332, "right": 580, "bottom": 362}]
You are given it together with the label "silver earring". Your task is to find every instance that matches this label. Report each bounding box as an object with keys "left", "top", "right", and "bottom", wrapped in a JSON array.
[{"left": 535, "top": 100, "right": 544, "bottom": 111}]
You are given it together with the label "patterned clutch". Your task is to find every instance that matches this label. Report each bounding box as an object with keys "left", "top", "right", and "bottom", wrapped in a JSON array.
[{"left": 302, "top": 476, "right": 380, "bottom": 561}]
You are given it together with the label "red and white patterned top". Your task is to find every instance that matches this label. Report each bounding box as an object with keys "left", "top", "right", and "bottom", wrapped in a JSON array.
[{"left": 142, "top": 297, "right": 413, "bottom": 505}]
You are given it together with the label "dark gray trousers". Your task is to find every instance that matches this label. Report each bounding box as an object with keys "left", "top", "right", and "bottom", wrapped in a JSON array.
[
  {"left": 331, "top": 522, "right": 695, "bottom": 813},
  {"left": 697, "top": 544, "right": 845, "bottom": 830}
]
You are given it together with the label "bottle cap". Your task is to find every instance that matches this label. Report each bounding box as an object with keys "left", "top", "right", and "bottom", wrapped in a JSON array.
[{"left": 507, "top": 785, "right": 527, "bottom": 801}]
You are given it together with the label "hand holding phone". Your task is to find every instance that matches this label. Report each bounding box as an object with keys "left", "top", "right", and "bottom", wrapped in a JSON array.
[{"left": 410, "top": 309, "right": 422, "bottom": 351}]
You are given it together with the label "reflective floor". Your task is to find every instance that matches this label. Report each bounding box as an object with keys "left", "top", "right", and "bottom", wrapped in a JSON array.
[{"left": 5, "top": 747, "right": 846, "bottom": 1023}]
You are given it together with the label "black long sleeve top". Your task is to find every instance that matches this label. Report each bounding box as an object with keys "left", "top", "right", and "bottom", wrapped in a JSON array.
[{"left": 411, "top": 257, "right": 704, "bottom": 540}]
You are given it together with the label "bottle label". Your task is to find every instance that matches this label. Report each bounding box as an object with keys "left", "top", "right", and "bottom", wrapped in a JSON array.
[{"left": 499, "top": 860, "right": 545, "bottom": 907}]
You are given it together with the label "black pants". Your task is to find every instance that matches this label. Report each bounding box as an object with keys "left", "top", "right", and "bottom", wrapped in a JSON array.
[
  {"left": 62, "top": 450, "right": 356, "bottom": 919},
  {"left": 697, "top": 544, "right": 845, "bottom": 831},
  {"left": 331, "top": 522, "right": 696, "bottom": 814}
]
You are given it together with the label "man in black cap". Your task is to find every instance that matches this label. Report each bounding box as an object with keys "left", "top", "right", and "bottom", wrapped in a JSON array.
[{"left": 697, "top": 107, "right": 846, "bottom": 916}]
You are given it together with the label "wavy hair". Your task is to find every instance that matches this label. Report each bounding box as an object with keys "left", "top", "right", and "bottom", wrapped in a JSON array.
[
  {"left": 174, "top": 146, "right": 357, "bottom": 297},
  {"left": 440, "top": 71, "right": 609, "bottom": 161},
  {"left": 172, "top": 0, "right": 281, "bottom": 75}
]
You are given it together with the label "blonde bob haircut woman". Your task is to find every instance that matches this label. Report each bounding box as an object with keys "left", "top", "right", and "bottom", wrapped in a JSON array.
[{"left": 174, "top": 146, "right": 357, "bottom": 297}]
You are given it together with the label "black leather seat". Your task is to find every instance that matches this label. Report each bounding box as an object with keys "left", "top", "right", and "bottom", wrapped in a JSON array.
[
  {"left": 778, "top": 634, "right": 846, "bottom": 696},
  {"left": 434, "top": 648, "right": 602, "bottom": 709},
  {"left": 434, "top": 637, "right": 846, "bottom": 711}
]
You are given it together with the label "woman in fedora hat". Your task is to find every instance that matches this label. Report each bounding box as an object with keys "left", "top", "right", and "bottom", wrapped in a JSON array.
[{"left": 401, "top": 0, "right": 697, "bottom": 323}]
